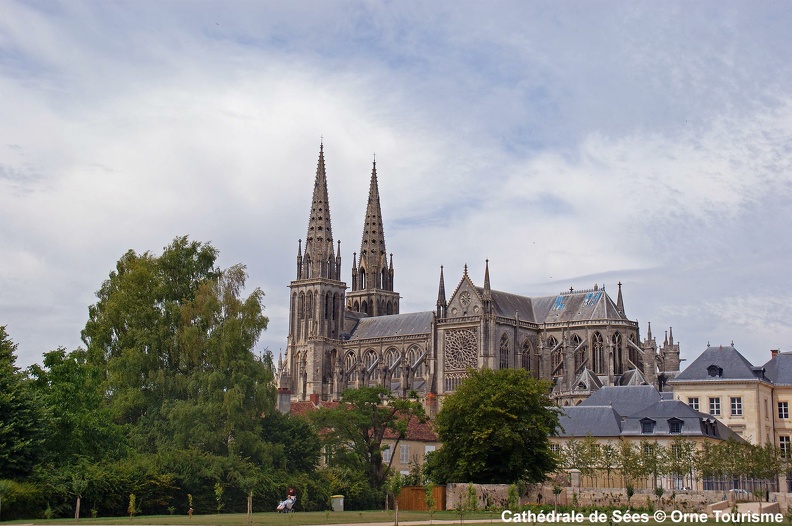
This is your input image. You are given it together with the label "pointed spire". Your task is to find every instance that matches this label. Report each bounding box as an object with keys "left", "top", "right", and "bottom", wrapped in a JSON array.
[
  {"left": 483, "top": 259, "right": 491, "bottom": 297},
  {"left": 464, "top": 263, "right": 468, "bottom": 277},
  {"left": 647, "top": 321, "right": 653, "bottom": 341},
  {"left": 664, "top": 331, "right": 669, "bottom": 346},
  {"left": 304, "top": 143, "right": 335, "bottom": 277},
  {"left": 359, "top": 158, "right": 386, "bottom": 263},
  {"left": 616, "top": 281, "right": 625, "bottom": 315},
  {"left": 669, "top": 326, "right": 674, "bottom": 345},
  {"left": 437, "top": 266, "right": 447, "bottom": 308}
]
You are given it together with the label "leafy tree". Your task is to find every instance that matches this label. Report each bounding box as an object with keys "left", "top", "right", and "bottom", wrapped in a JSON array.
[
  {"left": 310, "top": 385, "right": 425, "bottom": 490},
  {"left": 81, "top": 237, "right": 273, "bottom": 458},
  {"left": 639, "top": 440, "right": 667, "bottom": 488},
  {"left": 27, "top": 347, "right": 126, "bottom": 464},
  {"left": 616, "top": 438, "right": 641, "bottom": 487},
  {"left": 425, "top": 368, "right": 560, "bottom": 484},
  {"left": 0, "top": 326, "right": 47, "bottom": 479},
  {"left": 260, "top": 410, "right": 321, "bottom": 474}
]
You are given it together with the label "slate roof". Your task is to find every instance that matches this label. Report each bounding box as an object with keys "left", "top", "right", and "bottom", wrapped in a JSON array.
[
  {"left": 579, "top": 385, "right": 662, "bottom": 416},
  {"left": 348, "top": 311, "right": 434, "bottom": 340},
  {"left": 558, "top": 386, "right": 744, "bottom": 442},
  {"left": 557, "top": 406, "right": 622, "bottom": 437},
  {"left": 618, "top": 369, "right": 648, "bottom": 386},
  {"left": 620, "top": 400, "right": 744, "bottom": 441},
  {"left": 762, "top": 352, "right": 792, "bottom": 385},
  {"left": 472, "top": 287, "right": 629, "bottom": 324},
  {"left": 671, "top": 344, "right": 766, "bottom": 382}
]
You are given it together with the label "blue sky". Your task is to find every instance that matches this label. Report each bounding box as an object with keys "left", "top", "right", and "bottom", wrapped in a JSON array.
[{"left": 1, "top": 1, "right": 791, "bottom": 369}]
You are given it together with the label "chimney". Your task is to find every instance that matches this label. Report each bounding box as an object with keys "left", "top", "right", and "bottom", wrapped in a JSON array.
[
  {"left": 277, "top": 387, "right": 292, "bottom": 414},
  {"left": 309, "top": 393, "right": 320, "bottom": 405},
  {"left": 772, "top": 349, "right": 780, "bottom": 359}
]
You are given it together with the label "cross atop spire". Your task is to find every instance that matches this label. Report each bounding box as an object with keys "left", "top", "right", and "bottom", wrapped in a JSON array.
[{"left": 616, "top": 281, "right": 625, "bottom": 316}]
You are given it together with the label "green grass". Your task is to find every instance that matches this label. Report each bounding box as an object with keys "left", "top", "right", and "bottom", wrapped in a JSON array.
[{"left": 4, "top": 509, "right": 503, "bottom": 526}]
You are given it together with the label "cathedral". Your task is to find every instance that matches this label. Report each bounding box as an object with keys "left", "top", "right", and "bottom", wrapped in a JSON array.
[{"left": 277, "top": 144, "right": 681, "bottom": 408}]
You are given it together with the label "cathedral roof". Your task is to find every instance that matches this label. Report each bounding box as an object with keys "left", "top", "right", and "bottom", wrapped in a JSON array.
[
  {"left": 478, "top": 288, "right": 537, "bottom": 321},
  {"left": 473, "top": 287, "right": 628, "bottom": 324},
  {"left": 532, "top": 289, "right": 626, "bottom": 323},
  {"left": 348, "top": 311, "right": 434, "bottom": 340}
]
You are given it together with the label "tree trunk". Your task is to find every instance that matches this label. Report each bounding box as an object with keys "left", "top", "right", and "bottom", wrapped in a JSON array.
[{"left": 75, "top": 495, "right": 81, "bottom": 521}]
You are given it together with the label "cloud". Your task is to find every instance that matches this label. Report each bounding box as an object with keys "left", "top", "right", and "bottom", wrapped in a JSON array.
[{"left": 1, "top": 1, "right": 791, "bottom": 371}]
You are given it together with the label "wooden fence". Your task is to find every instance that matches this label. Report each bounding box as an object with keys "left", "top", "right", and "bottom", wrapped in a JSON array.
[{"left": 398, "top": 485, "right": 446, "bottom": 511}]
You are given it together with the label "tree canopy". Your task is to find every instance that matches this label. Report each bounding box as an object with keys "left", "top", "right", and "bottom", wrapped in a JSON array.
[
  {"left": 425, "top": 368, "right": 560, "bottom": 484},
  {"left": 0, "top": 326, "right": 46, "bottom": 479},
  {"left": 81, "top": 236, "right": 273, "bottom": 458},
  {"left": 310, "top": 386, "right": 425, "bottom": 491}
]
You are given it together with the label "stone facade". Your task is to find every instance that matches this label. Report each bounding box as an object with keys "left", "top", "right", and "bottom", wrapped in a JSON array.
[{"left": 278, "top": 145, "right": 681, "bottom": 406}]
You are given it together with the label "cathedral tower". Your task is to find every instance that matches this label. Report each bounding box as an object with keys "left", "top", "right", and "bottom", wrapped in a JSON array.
[
  {"left": 347, "top": 159, "right": 400, "bottom": 316},
  {"left": 286, "top": 143, "right": 346, "bottom": 401}
]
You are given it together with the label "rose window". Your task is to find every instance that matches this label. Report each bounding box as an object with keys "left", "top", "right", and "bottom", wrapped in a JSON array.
[{"left": 445, "top": 329, "right": 478, "bottom": 370}]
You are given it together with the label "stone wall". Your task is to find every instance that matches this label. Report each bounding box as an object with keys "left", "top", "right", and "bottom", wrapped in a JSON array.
[{"left": 445, "top": 483, "right": 511, "bottom": 510}]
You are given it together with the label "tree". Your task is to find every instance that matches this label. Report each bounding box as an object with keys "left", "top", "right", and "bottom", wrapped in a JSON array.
[
  {"left": 310, "top": 386, "right": 425, "bottom": 490},
  {"left": 27, "top": 347, "right": 126, "bottom": 464},
  {"left": 425, "top": 368, "right": 560, "bottom": 484},
  {"left": 80, "top": 237, "right": 273, "bottom": 459},
  {"left": 0, "top": 326, "right": 47, "bottom": 479}
]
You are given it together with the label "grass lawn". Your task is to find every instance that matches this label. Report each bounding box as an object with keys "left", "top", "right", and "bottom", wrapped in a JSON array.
[{"left": 3, "top": 509, "right": 505, "bottom": 526}]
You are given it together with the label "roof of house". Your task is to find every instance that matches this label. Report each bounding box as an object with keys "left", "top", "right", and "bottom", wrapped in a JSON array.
[
  {"left": 671, "top": 344, "right": 766, "bottom": 382},
  {"left": 558, "top": 385, "right": 745, "bottom": 442},
  {"left": 579, "top": 385, "right": 662, "bottom": 416},
  {"left": 557, "top": 405, "right": 622, "bottom": 437},
  {"left": 762, "top": 352, "right": 792, "bottom": 385}
]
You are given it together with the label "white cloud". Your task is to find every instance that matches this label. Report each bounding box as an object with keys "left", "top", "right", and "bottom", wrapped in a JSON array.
[{"left": 1, "top": 1, "right": 791, "bottom": 371}]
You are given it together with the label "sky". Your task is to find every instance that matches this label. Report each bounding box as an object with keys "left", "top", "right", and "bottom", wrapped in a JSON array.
[{"left": 1, "top": 1, "right": 791, "bottom": 371}]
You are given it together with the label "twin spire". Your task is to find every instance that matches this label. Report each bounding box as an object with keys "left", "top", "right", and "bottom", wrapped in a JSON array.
[
  {"left": 298, "top": 143, "right": 393, "bottom": 292},
  {"left": 359, "top": 159, "right": 388, "bottom": 270},
  {"left": 299, "top": 143, "right": 340, "bottom": 280}
]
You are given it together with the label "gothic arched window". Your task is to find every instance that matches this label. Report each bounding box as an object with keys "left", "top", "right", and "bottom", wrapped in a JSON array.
[
  {"left": 344, "top": 352, "right": 357, "bottom": 382},
  {"left": 572, "top": 334, "right": 585, "bottom": 373},
  {"left": 612, "top": 332, "right": 623, "bottom": 374},
  {"left": 548, "top": 336, "right": 562, "bottom": 374},
  {"left": 499, "top": 333, "right": 510, "bottom": 369},
  {"left": 522, "top": 339, "right": 532, "bottom": 371},
  {"left": 386, "top": 348, "right": 401, "bottom": 380},
  {"left": 592, "top": 332, "right": 605, "bottom": 374},
  {"left": 364, "top": 349, "right": 378, "bottom": 382},
  {"left": 408, "top": 345, "right": 424, "bottom": 378}
]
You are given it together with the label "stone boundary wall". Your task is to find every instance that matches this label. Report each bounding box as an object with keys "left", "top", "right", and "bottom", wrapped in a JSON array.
[
  {"left": 443, "top": 483, "right": 792, "bottom": 514},
  {"left": 445, "top": 483, "right": 510, "bottom": 510}
]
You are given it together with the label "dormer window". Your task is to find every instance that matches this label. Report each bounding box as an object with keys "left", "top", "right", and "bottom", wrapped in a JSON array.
[
  {"left": 641, "top": 418, "right": 656, "bottom": 434},
  {"left": 707, "top": 365, "right": 723, "bottom": 377},
  {"left": 668, "top": 418, "right": 683, "bottom": 434}
]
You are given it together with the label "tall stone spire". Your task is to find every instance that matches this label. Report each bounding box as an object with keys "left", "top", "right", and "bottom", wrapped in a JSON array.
[
  {"left": 616, "top": 281, "right": 625, "bottom": 316},
  {"left": 436, "top": 266, "right": 447, "bottom": 318},
  {"left": 347, "top": 157, "right": 400, "bottom": 316},
  {"left": 359, "top": 159, "right": 387, "bottom": 286},
  {"left": 303, "top": 142, "right": 336, "bottom": 279}
]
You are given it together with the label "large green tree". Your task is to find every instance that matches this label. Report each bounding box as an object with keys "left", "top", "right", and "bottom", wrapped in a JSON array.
[
  {"left": 310, "top": 386, "right": 425, "bottom": 491},
  {"left": 81, "top": 237, "right": 273, "bottom": 459},
  {"left": 425, "top": 368, "right": 560, "bottom": 484},
  {"left": 27, "top": 347, "right": 125, "bottom": 464},
  {"left": 0, "top": 326, "right": 46, "bottom": 479}
]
